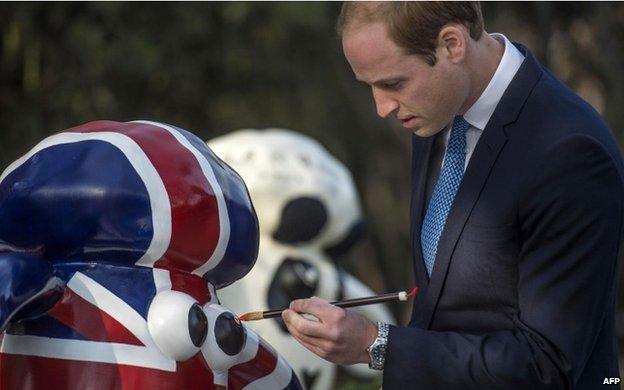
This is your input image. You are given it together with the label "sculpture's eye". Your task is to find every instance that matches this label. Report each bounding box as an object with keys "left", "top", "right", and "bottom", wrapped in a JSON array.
[
  {"left": 147, "top": 290, "right": 208, "bottom": 361},
  {"left": 214, "top": 311, "right": 246, "bottom": 356}
]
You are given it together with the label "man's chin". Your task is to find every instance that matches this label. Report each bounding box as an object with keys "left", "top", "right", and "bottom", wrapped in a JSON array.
[{"left": 411, "top": 126, "right": 438, "bottom": 138}]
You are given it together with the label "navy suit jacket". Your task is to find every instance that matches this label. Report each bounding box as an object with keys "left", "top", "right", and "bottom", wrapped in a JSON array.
[{"left": 383, "top": 44, "right": 624, "bottom": 389}]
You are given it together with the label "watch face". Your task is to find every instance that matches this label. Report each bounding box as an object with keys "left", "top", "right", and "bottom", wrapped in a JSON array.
[{"left": 370, "top": 342, "right": 385, "bottom": 368}]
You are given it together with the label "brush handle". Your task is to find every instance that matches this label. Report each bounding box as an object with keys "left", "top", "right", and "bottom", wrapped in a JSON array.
[{"left": 261, "top": 292, "right": 404, "bottom": 319}]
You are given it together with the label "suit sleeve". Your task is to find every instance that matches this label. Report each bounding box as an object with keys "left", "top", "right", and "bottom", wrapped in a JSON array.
[{"left": 383, "top": 134, "right": 624, "bottom": 389}]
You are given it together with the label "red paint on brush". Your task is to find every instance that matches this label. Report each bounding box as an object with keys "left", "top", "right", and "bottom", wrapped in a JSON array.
[{"left": 407, "top": 287, "right": 419, "bottom": 298}]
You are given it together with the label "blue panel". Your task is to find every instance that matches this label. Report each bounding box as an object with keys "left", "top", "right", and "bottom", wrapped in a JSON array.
[
  {"left": 0, "top": 253, "right": 61, "bottom": 331},
  {"left": 7, "top": 314, "right": 87, "bottom": 341},
  {"left": 0, "top": 140, "right": 153, "bottom": 266},
  {"left": 54, "top": 263, "right": 156, "bottom": 320}
]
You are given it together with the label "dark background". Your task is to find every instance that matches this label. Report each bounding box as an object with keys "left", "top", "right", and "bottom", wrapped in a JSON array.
[{"left": 1, "top": 2, "right": 623, "bottom": 387}]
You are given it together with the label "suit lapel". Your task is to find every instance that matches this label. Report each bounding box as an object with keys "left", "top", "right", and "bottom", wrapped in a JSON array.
[
  {"left": 417, "top": 119, "right": 507, "bottom": 328},
  {"left": 409, "top": 135, "right": 434, "bottom": 284},
  {"left": 408, "top": 135, "right": 433, "bottom": 326},
  {"left": 415, "top": 44, "right": 544, "bottom": 329}
]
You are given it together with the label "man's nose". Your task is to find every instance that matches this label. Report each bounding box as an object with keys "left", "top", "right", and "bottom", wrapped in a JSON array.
[{"left": 372, "top": 88, "right": 399, "bottom": 118}]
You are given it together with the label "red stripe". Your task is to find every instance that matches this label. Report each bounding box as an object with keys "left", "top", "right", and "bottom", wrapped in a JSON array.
[
  {"left": 66, "top": 120, "right": 221, "bottom": 274},
  {"left": 0, "top": 353, "right": 215, "bottom": 389},
  {"left": 169, "top": 270, "right": 212, "bottom": 305},
  {"left": 48, "top": 287, "right": 143, "bottom": 346},
  {"left": 228, "top": 339, "right": 278, "bottom": 389}
]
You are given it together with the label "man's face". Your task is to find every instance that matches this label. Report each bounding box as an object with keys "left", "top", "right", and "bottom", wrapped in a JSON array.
[{"left": 342, "top": 22, "right": 467, "bottom": 137}]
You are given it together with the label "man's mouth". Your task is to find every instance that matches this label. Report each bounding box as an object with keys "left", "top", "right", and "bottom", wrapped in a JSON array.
[{"left": 399, "top": 115, "right": 419, "bottom": 128}]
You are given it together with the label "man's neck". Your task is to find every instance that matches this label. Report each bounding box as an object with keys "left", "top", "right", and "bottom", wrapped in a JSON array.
[{"left": 459, "top": 32, "right": 505, "bottom": 115}]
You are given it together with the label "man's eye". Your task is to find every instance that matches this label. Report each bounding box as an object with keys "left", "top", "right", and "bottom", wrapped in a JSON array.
[{"left": 383, "top": 81, "right": 401, "bottom": 90}]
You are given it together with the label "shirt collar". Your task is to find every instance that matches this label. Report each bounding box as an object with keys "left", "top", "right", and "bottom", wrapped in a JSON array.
[{"left": 463, "top": 33, "right": 525, "bottom": 131}]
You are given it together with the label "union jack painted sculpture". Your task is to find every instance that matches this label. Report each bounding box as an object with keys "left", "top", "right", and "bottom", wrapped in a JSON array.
[{"left": 0, "top": 120, "right": 302, "bottom": 389}]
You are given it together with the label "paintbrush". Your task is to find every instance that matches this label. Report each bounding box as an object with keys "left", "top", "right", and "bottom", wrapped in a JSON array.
[{"left": 238, "top": 287, "right": 418, "bottom": 321}]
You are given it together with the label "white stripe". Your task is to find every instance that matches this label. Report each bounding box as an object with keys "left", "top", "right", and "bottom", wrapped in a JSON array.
[
  {"left": 243, "top": 354, "right": 293, "bottom": 390},
  {"left": 213, "top": 371, "right": 228, "bottom": 387},
  {"left": 67, "top": 273, "right": 164, "bottom": 357},
  {"left": 153, "top": 268, "right": 172, "bottom": 292},
  {"left": 0, "top": 334, "right": 175, "bottom": 372},
  {"left": 132, "top": 120, "right": 231, "bottom": 277},
  {"left": 208, "top": 283, "right": 218, "bottom": 304},
  {"left": 0, "top": 131, "right": 172, "bottom": 268}
]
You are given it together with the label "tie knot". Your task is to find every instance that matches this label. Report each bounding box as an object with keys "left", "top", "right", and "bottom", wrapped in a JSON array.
[
  {"left": 452, "top": 116, "right": 470, "bottom": 134},
  {"left": 448, "top": 116, "right": 469, "bottom": 147}
]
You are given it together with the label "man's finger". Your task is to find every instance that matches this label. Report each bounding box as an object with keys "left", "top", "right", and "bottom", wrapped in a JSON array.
[
  {"left": 289, "top": 297, "right": 338, "bottom": 320},
  {"left": 283, "top": 316, "right": 325, "bottom": 347},
  {"left": 282, "top": 308, "right": 326, "bottom": 338},
  {"left": 283, "top": 318, "right": 335, "bottom": 359}
]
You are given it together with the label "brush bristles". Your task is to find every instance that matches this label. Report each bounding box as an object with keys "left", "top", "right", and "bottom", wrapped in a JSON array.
[{"left": 238, "top": 311, "right": 264, "bottom": 321}]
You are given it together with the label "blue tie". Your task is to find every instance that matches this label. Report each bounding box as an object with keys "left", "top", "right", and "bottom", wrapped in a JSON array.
[{"left": 421, "top": 116, "right": 469, "bottom": 276}]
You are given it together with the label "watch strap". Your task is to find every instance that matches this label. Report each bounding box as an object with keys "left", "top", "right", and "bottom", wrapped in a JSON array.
[{"left": 367, "top": 321, "right": 389, "bottom": 370}]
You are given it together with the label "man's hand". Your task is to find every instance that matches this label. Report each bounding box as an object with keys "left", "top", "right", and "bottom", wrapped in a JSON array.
[{"left": 281, "top": 296, "right": 378, "bottom": 365}]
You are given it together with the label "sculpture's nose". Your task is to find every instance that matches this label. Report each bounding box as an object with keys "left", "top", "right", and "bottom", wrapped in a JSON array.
[{"left": 214, "top": 312, "right": 246, "bottom": 356}]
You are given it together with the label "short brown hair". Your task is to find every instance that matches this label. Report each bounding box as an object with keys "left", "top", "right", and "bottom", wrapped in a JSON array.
[{"left": 337, "top": 2, "right": 484, "bottom": 66}]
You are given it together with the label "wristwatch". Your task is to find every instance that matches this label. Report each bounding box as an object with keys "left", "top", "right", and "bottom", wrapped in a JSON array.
[{"left": 366, "top": 321, "right": 389, "bottom": 370}]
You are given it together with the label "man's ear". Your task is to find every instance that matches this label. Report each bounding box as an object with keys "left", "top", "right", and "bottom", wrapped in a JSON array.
[{"left": 437, "top": 25, "right": 467, "bottom": 64}]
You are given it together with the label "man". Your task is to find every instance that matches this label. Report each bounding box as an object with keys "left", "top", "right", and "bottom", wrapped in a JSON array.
[{"left": 282, "top": 2, "right": 624, "bottom": 389}]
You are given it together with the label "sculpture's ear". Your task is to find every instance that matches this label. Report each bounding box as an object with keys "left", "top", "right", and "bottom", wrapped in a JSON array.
[
  {"left": 0, "top": 252, "right": 65, "bottom": 332},
  {"left": 272, "top": 197, "right": 328, "bottom": 244}
]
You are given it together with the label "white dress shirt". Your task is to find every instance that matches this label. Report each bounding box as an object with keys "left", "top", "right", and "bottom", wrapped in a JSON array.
[
  {"left": 426, "top": 33, "right": 525, "bottom": 201},
  {"left": 443, "top": 33, "right": 525, "bottom": 168}
]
